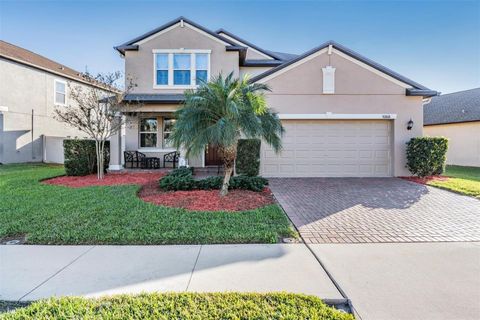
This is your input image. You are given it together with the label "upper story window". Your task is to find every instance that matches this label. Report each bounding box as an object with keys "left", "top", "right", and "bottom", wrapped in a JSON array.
[
  {"left": 173, "top": 54, "right": 191, "bottom": 85},
  {"left": 54, "top": 79, "right": 66, "bottom": 105},
  {"left": 153, "top": 49, "right": 210, "bottom": 88}
]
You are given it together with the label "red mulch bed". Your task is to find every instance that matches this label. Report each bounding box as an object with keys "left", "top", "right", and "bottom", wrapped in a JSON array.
[
  {"left": 400, "top": 175, "right": 449, "bottom": 185},
  {"left": 139, "top": 180, "right": 275, "bottom": 212},
  {"left": 43, "top": 172, "right": 166, "bottom": 188}
]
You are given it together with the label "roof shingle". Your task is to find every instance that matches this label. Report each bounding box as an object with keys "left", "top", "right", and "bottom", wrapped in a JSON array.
[{"left": 424, "top": 88, "right": 480, "bottom": 125}]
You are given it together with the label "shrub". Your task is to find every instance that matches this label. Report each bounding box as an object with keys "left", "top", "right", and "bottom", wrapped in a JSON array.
[
  {"left": 406, "top": 137, "right": 448, "bottom": 177},
  {"left": 63, "top": 139, "right": 110, "bottom": 176},
  {"left": 2, "top": 292, "right": 354, "bottom": 320},
  {"left": 230, "top": 175, "right": 268, "bottom": 192},
  {"left": 159, "top": 168, "right": 268, "bottom": 192},
  {"left": 236, "top": 139, "right": 261, "bottom": 176},
  {"left": 195, "top": 176, "right": 223, "bottom": 190},
  {"left": 169, "top": 166, "right": 194, "bottom": 178}
]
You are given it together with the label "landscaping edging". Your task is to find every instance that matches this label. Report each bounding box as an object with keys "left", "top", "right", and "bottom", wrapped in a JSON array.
[
  {"left": 139, "top": 179, "right": 275, "bottom": 212},
  {"left": 42, "top": 172, "right": 275, "bottom": 212}
]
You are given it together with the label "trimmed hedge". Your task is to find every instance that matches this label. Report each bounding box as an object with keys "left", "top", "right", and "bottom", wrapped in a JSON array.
[
  {"left": 1, "top": 292, "right": 354, "bottom": 320},
  {"left": 63, "top": 139, "right": 110, "bottom": 176},
  {"left": 406, "top": 137, "right": 448, "bottom": 177},
  {"left": 236, "top": 139, "right": 261, "bottom": 176},
  {"left": 159, "top": 167, "right": 268, "bottom": 192}
]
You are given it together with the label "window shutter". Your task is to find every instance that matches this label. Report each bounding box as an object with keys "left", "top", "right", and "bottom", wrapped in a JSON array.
[{"left": 322, "top": 66, "right": 335, "bottom": 94}]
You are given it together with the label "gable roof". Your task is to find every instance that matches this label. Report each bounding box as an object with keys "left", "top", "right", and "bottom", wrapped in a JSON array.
[
  {"left": 0, "top": 40, "right": 113, "bottom": 90},
  {"left": 215, "top": 29, "right": 299, "bottom": 63},
  {"left": 215, "top": 28, "right": 281, "bottom": 60},
  {"left": 249, "top": 40, "right": 437, "bottom": 97},
  {"left": 115, "top": 17, "right": 238, "bottom": 55},
  {"left": 424, "top": 88, "right": 480, "bottom": 125}
]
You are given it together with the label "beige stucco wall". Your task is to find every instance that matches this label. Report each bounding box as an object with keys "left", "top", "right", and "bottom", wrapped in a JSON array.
[
  {"left": 424, "top": 122, "right": 480, "bottom": 167},
  {"left": 239, "top": 66, "right": 272, "bottom": 78},
  {"left": 0, "top": 58, "right": 98, "bottom": 164},
  {"left": 259, "top": 49, "right": 424, "bottom": 176},
  {"left": 125, "top": 24, "right": 239, "bottom": 94}
]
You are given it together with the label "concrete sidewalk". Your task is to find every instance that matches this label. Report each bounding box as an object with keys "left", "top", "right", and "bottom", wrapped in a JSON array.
[
  {"left": 0, "top": 244, "right": 342, "bottom": 301},
  {"left": 310, "top": 242, "right": 480, "bottom": 320}
]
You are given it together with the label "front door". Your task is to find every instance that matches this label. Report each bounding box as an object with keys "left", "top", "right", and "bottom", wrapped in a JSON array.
[{"left": 205, "top": 145, "right": 223, "bottom": 166}]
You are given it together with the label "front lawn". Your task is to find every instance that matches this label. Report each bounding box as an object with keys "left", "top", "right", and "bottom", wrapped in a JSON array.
[
  {"left": 0, "top": 293, "right": 353, "bottom": 319},
  {"left": 428, "top": 165, "right": 480, "bottom": 198},
  {"left": 0, "top": 164, "right": 296, "bottom": 244}
]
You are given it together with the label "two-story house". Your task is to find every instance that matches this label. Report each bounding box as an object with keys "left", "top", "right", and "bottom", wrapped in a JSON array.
[
  {"left": 0, "top": 40, "right": 114, "bottom": 164},
  {"left": 109, "top": 17, "right": 437, "bottom": 177}
]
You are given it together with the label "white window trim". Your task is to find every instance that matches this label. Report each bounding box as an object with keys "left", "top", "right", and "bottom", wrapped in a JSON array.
[
  {"left": 138, "top": 116, "right": 178, "bottom": 150},
  {"left": 54, "top": 79, "right": 67, "bottom": 106},
  {"left": 152, "top": 49, "right": 211, "bottom": 89},
  {"left": 139, "top": 117, "right": 158, "bottom": 148},
  {"left": 162, "top": 117, "right": 175, "bottom": 149}
]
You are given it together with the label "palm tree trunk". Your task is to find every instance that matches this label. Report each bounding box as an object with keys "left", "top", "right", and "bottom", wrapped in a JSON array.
[{"left": 219, "top": 144, "right": 237, "bottom": 196}]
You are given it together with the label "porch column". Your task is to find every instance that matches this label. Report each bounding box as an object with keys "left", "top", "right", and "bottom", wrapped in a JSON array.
[{"left": 108, "top": 115, "right": 123, "bottom": 171}]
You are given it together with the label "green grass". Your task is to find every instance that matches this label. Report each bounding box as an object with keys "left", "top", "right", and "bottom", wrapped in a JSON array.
[
  {"left": 0, "top": 164, "right": 296, "bottom": 244},
  {"left": 0, "top": 293, "right": 353, "bottom": 320},
  {"left": 428, "top": 165, "right": 480, "bottom": 198}
]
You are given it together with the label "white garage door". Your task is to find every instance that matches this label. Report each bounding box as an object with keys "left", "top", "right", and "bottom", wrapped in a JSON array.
[{"left": 261, "top": 120, "right": 392, "bottom": 177}]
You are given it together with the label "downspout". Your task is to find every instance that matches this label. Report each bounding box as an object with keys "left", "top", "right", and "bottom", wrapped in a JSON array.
[{"left": 31, "top": 109, "right": 35, "bottom": 161}]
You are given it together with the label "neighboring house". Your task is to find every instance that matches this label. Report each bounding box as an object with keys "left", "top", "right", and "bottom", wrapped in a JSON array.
[
  {"left": 424, "top": 88, "right": 480, "bottom": 167},
  {"left": 0, "top": 40, "right": 112, "bottom": 164},
  {"left": 109, "top": 16, "right": 437, "bottom": 177}
]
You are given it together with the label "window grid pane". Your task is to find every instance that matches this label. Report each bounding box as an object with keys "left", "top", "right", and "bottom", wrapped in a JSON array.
[
  {"left": 163, "top": 118, "right": 175, "bottom": 148},
  {"left": 196, "top": 70, "right": 208, "bottom": 83},
  {"left": 156, "top": 70, "right": 168, "bottom": 85},
  {"left": 140, "top": 133, "right": 157, "bottom": 148},
  {"left": 173, "top": 54, "right": 190, "bottom": 70},
  {"left": 196, "top": 54, "right": 208, "bottom": 70},
  {"left": 174, "top": 70, "right": 191, "bottom": 85},
  {"left": 55, "top": 81, "right": 66, "bottom": 94},
  {"left": 140, "top": 118, "right": 157, "bottom": 132},
  {"left": 55, "top": 93, "right": 65, "bottom": 105},
  {"left": 156, "top": 54, "right": 168, "bottom": 69}
]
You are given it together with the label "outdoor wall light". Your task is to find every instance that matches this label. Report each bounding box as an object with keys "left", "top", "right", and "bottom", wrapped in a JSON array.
[{"left": 407, "top": 119, "right": 414, "bottom": 130}]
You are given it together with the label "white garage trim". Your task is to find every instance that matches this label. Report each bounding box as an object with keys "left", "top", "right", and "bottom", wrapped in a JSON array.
[
  {"left": 278, "top": 113, "right": 397, "bottom": 120},
  {"left": 261, "top": 119, "right": 393, "bottom": 177},
  {"left": 0, "top": 106, "right": 8, "bottom": 112}
]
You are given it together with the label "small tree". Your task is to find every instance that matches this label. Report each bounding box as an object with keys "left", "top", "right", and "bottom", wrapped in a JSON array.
[
  {"left": 171, "top": 73, "right": 284, "bottom": 196},
  {"left": 54, "top": 72, "right": 139, "bottom": 179}
]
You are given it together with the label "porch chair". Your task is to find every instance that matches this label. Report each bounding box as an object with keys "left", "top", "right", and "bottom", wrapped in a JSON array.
[
  {"left": 124, "top": 151, "right": 146, "bottom": 168},
  {"left": 163, "top": 151, "right": 180, "bottom": 168}
]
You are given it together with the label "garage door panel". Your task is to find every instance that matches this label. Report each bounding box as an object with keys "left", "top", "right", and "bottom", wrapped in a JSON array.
[{"left": 261, "top": 120, "right": 392, "bottom": 177}]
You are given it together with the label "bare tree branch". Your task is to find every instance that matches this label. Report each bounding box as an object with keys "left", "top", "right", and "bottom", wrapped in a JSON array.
[{"left": 54, "top": 71, "right": 142, "bottom": 179}]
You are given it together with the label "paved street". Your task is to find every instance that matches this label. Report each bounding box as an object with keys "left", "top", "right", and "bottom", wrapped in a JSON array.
[
  {"left": 310, "top": 242, "right": 480, "bottom": 320},
  {"left": 270, "top": 178, "right": 480, "bottom": 243}
]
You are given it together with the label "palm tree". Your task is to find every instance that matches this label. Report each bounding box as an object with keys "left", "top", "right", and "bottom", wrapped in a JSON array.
[{"left": 171, "top": 72, "right": 284, "bottom": 196}]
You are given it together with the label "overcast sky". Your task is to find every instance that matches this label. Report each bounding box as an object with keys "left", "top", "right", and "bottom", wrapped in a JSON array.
[{"left": 1, "top": 0, "right": 479, "bottom": 94}]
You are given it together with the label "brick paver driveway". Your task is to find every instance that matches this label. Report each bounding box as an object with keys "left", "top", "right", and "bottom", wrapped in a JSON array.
[{"left": 269, "top": 178, "right": 480, "bottom": 244}]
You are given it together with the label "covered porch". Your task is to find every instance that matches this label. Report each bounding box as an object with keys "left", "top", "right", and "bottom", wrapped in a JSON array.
[{"left": 109, "top": 95, "right": 223, "bottom": 171}]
